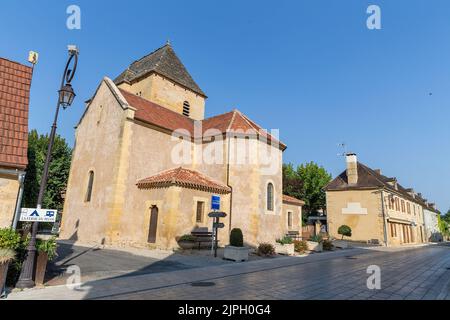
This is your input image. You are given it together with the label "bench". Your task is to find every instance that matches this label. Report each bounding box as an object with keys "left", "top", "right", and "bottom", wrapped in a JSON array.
[
  {"left": 286, "top": 231, "right": 301, "bottom": 241},
  {"left": 191, "top": 228, "right": 214, "bottom": 250}
]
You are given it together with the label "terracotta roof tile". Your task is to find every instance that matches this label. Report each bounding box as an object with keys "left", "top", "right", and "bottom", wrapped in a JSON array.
[
  {"left": 137, "top": 167, "right": 231, "bottom": 194},
  {"left": 0, "top": 57, "right": 32, "bottom": 169},
  {"left": 282, "top": 194, "right": 305, "bottom": 206},
  {"left": 119, "top": 88, "right": 286, "bottom": 150}
]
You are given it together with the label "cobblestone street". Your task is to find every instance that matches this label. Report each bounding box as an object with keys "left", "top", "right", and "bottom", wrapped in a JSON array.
[{"left": 7, "top": 244, "right": 450, "bottom": 300}]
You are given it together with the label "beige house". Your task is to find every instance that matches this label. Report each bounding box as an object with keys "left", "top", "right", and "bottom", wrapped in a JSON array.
[
  {"left": 0, "top": 57, "right": 32, "bottom": 228},
  {"left": 325, "top": 154, "right": 432, "bottom": 246},
  {"left": 60, "top": 43, "right": 304, "bottom": 249}
]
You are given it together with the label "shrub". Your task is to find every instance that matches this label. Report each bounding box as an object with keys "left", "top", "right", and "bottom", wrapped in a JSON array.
[
  {"left": 309, "top": 234, "right": 323, "bottom": 243},
  {"left": 293, "top": 240, "right": 308, "bottom": 253},
  {"left": 0, "top": 248, "right": 16, "bottom": 264},
  {"left": 338, "top": 225, "right": 352, "bottom": 239},
  {"left": 323, "top": 239, "right": 334, "bottom": 251},
  {"left": 36, "top": 237, "right": 58, "bottom": 261},
  {"left": 229, "top": 228, "right": 244, "bottom": 247},
  {"left": 276, "top": 236, "right": 293, "bottom": 245},
  {"left": 178, "top": 234, "right": 196, "bottom": 242},
  {"left": 257, "top": 243, "right": 275, "bottom": 256},
  {"left": 0, "top": 228, "right": 21, "bottom": 250}
]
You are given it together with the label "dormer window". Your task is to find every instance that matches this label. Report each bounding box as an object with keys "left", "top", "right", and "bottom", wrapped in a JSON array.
[{"left": 182, "top": 101, "right": 190, "bottom": 117}]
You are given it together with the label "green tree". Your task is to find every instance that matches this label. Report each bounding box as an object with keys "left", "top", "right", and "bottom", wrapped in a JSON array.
[
  {"left": 22, "top": 130, "right": 72, "bottom": 212},
  {"left": 283, "top": 161, "right": 332, "bottom": 216}
]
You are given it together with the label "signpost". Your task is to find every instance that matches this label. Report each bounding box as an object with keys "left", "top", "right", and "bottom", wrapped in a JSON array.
[
  {"left": 211, "top": 195, "right": 221, "bottom": 211},
  {"left": 208, "top": 210, "right": 227, "bottom": 258},
  {"left": 20, "top": 208, "right": 57, "bottom": 223}
]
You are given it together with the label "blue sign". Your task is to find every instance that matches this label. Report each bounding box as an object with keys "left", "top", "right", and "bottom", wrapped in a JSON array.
[{"left": 211, "top": 195, "right": 221, "bottom": 210}]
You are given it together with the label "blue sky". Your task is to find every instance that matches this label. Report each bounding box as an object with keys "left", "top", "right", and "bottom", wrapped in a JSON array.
[{"left": 1, "top": 0, "right": 448, "bottom": 212}]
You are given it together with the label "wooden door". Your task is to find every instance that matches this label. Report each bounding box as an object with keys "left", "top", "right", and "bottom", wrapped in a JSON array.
[{"left": 148, "top": 206, "right": 159, "bottom": 243}]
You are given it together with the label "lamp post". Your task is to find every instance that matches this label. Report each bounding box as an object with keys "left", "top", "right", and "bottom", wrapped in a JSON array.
[{"left": 16, "top": 46, "right": 78, "bottom": 289}]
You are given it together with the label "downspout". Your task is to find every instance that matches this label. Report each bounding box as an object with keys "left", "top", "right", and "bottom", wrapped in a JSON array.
[
  {"left": 380, "top": 189, "right": 388, "bottom": 247},
  {"left": 12, "top": 172, "right": 26, "bottom": 230},
  {"left": 226, "top": 135, "right": 233, "bottom": 233}
]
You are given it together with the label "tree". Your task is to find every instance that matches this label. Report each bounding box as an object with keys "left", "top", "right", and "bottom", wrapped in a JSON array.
[
  {"left": 22, "top": 130, "right": 72, "bottom": 212},
  {"left": 283, "top": 162, "right": 332, "bottom": 216},
  {"left": 338, "top": 225, "right": 352, "bottom": 240}
]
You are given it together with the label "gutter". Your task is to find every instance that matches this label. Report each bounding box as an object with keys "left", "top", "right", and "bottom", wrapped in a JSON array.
[
  {"left": 380, "top": 189, "right": 389, "bottom": 247},
  {"left": 226, "top": 135, "right": 233, "bottom": 233}
]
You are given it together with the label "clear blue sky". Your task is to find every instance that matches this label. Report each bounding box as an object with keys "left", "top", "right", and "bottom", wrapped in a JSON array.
[{"left": 1, "top": 0, "right": 448, "bottom": 212}]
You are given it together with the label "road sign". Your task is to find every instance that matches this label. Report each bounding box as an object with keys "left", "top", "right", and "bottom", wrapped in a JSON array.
[
  {"left": 20, "top": 208, "right": 57, "bottom": 222},
  {"left": 211, "top": 195, "right": 220, "bottom": 210},
  {"left": 213, "top": 222, "right": 225, "bottom": 229},
  {"left": 208, "top": 211, "right": 227, "bottom": 218}
]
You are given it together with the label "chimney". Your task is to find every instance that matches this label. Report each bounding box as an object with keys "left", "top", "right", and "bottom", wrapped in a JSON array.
[
  {"left": 406, "top": 188, "right": 415, "bottom": 198},
  {"left": 374, "top": 169, "right": 382, "bottom": 175},
  {"left": 346, "top": 153, "right": 358, "bottom": 185}
]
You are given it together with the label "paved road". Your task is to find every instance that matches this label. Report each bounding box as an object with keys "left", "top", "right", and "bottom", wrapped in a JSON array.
[
  {"left": 101, "top": 244, "right": 450, "bottom": 300},
  {"left": 8, "top": 243, "right": 450, "bottom": 300}
]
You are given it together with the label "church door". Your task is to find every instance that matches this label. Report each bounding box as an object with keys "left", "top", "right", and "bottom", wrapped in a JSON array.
[{"left": 148, "top": 206, "right": 159, "bottom": 243}]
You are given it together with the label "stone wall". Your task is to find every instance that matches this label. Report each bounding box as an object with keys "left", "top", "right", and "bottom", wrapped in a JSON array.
[{"left": 0, "top": 173, "right": 19, "bottom": 228}]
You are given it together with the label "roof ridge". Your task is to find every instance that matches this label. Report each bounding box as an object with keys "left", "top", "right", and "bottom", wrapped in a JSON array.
[{"left": 357, "top": 162, "right": 386, "bottom": 187}]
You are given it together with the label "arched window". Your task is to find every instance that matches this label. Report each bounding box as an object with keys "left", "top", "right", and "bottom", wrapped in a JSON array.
[
  {"left": 85, "top": 171, "right": 94, "bottom": 202},
  {"left": 182, "top": 101, "right": 190, "bottom": 117},
  {"left": 267, "top": 182, "right": 274, "bottom": 211}
]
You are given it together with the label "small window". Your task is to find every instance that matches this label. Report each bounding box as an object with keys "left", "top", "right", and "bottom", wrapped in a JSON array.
[
  {"left": 182, "top": 101, "right": 190, "bottom": 117},
  {"left": 267, "top": 183, "right": 274, "bottom": 211},
  {"left": 85, "top": 171, "right": 94, "bottom": 202},
  {"left": 196, "top": 201, "right": 205, "bottom": 223},
  {"left": 287, "top": 211, "right": 293, "bottom": 228}
]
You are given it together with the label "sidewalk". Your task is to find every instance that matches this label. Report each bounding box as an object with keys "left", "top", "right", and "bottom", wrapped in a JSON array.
[{"left": 5, "top": 247, "right": 368, "bottom": 300}]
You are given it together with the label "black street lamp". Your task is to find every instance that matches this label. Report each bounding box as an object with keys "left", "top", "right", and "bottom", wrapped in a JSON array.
[{"left": 16, "top": 46, "right": 79, "bottom": 289}]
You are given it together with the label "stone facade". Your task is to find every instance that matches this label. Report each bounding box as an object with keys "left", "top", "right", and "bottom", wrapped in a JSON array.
[
  {"left": 0, "top": 173, "right": 20, "bottom": 227},
  {"left": 326, "top": 154, "right": 430, "bottom": 246},
  {"left": 61, "top": 46, "right": 303, "bottom": 249},
  {"left": 423, "top": 208, "right": 441, "bottom": 242}
]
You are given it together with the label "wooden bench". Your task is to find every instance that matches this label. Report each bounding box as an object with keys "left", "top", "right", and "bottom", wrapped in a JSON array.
[{"left": 191, "top": 228, "right": 214, "bottom": 250}]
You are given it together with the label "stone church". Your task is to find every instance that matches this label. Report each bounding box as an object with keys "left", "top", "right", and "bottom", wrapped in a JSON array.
[{"left": 60, "top": 43, "right": 304, "bottom": 249}]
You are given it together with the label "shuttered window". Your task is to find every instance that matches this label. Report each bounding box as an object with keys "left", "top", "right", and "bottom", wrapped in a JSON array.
[{"left": 182, "top": 101, "right": 190, "bottom": 117}]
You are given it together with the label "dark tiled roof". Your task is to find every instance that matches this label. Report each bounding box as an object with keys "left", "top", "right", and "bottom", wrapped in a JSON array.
[
  {"left": 0, "top": 57, "right": 32, "bottom": 170},
  {"left": 136, "top": 167, "right": 231, "bottom": 194},
  {"left": 282, "top": 194, "right": 305, "bottom": 206},
  {"left": 114, "top": 44, "right": 206, "bottom": 97},
  {"left": 118, "top": 88, "right": 286, "bottom": 150},
  {"left": 325, "top": 162, "right": 431, "bottom": 207}
]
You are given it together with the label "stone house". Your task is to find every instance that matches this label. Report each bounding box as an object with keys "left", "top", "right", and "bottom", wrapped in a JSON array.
[
  {"left": 423, "top": 204, "right": 442, "bottom": 242},
  {"left": 325, "top": 153, "right": 433, "bottom": 246},
  {"left": 60, "top": 43, "right": 304, "bottom": 249},
  {"left": 0, "top": 57, "right": 32, "bottom": 228}
]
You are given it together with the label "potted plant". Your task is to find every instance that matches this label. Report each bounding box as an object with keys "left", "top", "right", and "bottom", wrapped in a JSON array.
[
  {"left": 0, "top": 248, "right": 15, "bottom": 294},
  {"left": 0, "top": 228, "right": 20, "bottom": 293},
  {"left": 274, "top": 236, "right": 295, "bottom": 255},
  {"left": 307, "top": 234, "right": 323, "bottom": 252},
  {"left": 333, "top": 225, "right": 352, "bottom": 249},
  {"left": 256, "top": 243, "right": 275, "bottom": 257},
  {"left": 34, "top": 237, "right": 58, "bottom": 286},
  {"left": 177, "top": 234, "right": 196, "bottom": 250},
  {"left": 224, "top": 228, "right": 249, "bottom": 262},
  {"left": 293, "top": 240, "right": 308, "bottom": 254}
]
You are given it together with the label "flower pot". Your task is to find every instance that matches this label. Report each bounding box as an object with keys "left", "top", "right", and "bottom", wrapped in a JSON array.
[
  {"left": 0, "top": 262, "right": 9, "bottom": 294},
  {"left": 178, "top": 241, "right": 195, "bottom": 250},
  {"left": 224, "top": 246, "right": 249, "bottom": 262},
  {"left": 332, "top": 240, "right": 348, "bottom": 249},
  {"left": 307, "top": 241, "right": 323, "bottom": 252},
  {"left": 274, "top": 243, "right": 295, "bottom": 256},
  {"left": 35, "top": 252, "right": 48, "bottom": 286}
]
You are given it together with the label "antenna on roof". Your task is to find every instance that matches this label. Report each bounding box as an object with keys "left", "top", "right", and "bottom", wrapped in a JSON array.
[
  {"left": 166, "top": 39, "right": 171, "bottom": 46},
  {"left": 337, "top": 142, "right": 348, "bottom": 157},
  {"left": 28, "top": 51, "right": 39, "bottom": 65}
]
